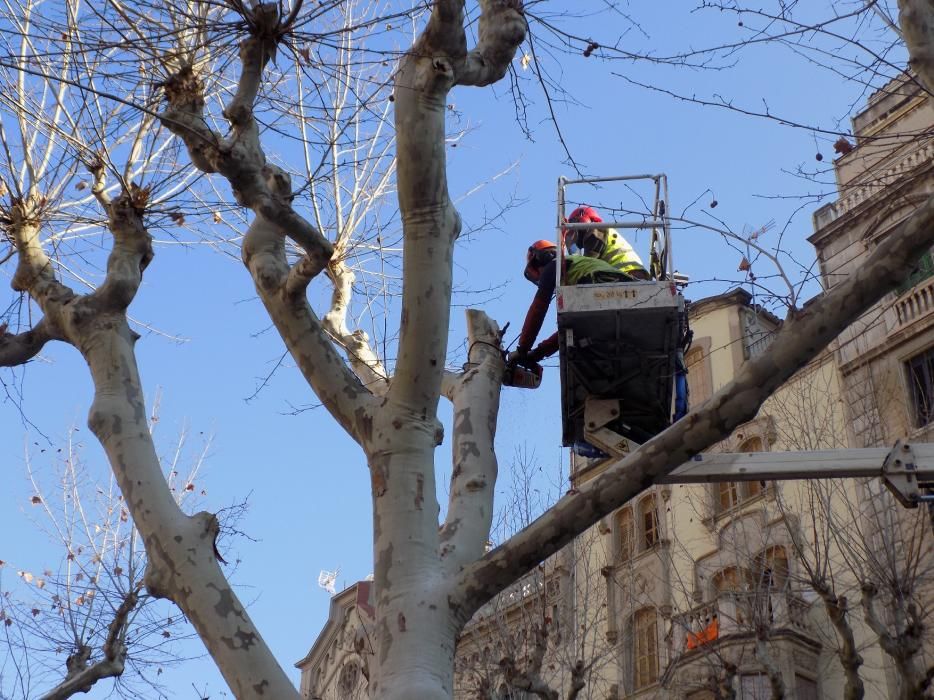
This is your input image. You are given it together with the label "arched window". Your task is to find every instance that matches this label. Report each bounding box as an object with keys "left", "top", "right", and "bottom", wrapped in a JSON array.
[
  {"left": 755, "top": 546, "right": 789, "bottom": 592},
  {"left": 715, "top": 436, "right": 767, "bottom": 514},
  {"left": 718, "top": 481, "right": 739, "bottom": 511},
  {"left": 640, "top": 495, "right": 659, "bottom": 549},
  {"left": 633, "top": 608, "right": 659, "bottom": 689},
  {"left": 618, "top": 507, "right": 635, "bottom": 562},
  {"left": 685, "top": 343, "right": 713, "bottom": 405},
  {"left": 713, "top": 566, "right": 753, "bottom": 624},
  {"left": 314, "top": 667, "right": 323, "bottom": 694},
  {"left": 338, "top": 662, "right": 360, "bottom": 695},
  {"left": 738, "top": 437, "right": 767, "bottom": 499},
  {"left": 713, "top": 566, "right": 751, "bottom": 595}
]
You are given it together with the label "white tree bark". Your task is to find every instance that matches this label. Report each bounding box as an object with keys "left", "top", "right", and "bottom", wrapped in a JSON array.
[
  {"left": 369, "top": 4, "right": 525, "bottom": 697},
  {"left": 899, "top": 0, "right": 934, "bottom": 92},
  {"left": 163, "top": 3, "right": 525, "bottom": 698},
  {"left": 5, "top": 184, "right": 301, "bottom": 700},
  {"left": 440, "top": 310, "right": 504, "bottom": 577}
]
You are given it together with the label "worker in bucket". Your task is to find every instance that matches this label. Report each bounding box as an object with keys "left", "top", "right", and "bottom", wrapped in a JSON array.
[
  {"left": 564, "top": 205, "right": 650, "bottom": 280},
  {"left": 509, "top": 240, "right": 634, "bottom": 367}
]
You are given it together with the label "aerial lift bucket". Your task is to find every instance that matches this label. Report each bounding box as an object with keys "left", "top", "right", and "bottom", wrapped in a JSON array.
[{"left": 555, "top": 175, "right": 689, "bottom": 458}]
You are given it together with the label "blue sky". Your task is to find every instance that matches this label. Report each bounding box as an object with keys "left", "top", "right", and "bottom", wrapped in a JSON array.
[{"left": 0, "top": 2, "right": 906, "bottom": 697}]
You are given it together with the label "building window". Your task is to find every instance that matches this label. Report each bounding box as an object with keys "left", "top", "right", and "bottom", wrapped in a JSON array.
[
  {"left": 715, "top": 437, "right": 767, "bottom": 515},
  {"left": 338, "top": 662, "right": 360, "bottom": 695},
  {"left": 895, "top": 250, "right": 934, "bottom": 296},
  {"left": 618, "top": 507, "right": 634, "bottom": 562},
  {"left": 713, "top": 566, "right": 752, "bottom": 624},
  {"left": 640, "top": 495, "right": 659, "bottom": 549},
  {"left": 741, "top": 308, "right": 775, "bottom": 359},
  {"left": 749, "top": 546, "right": 790, "bottom": 624},
  {"left": 907, "top": 347, "right": 934, "bottom": 428},
  {"left": 755, "top": 546, "right": 789, "bottom": 593},
  {"left": 745, "top": 478, "right": 763, "bottom": 499},
  {"left": 740, "top": 674, "right": 770, "bottom": 699},
  {"left": 713, "top": 566, "right": 751, "bottom": 595},
  {"left": 685, "top": 342, "right": 713, "bottom": 405},
  {"left": 795, "top": 675, "right": 819, "bottom": 700},
  {"left": 718, "top": 481, "right": 739, "bottom": 511},
  {"left": 633, "top": 608, "right": 659, "bottom": 689}
]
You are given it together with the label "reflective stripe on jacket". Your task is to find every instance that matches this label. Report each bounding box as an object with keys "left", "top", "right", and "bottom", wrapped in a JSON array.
[{"left": 599, "top": 228, "right": 646, "bottom": 276}]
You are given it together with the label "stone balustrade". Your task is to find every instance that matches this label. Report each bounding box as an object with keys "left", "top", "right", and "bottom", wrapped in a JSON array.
[
  {"left": 892, "top": 274, "right": 934, "bottom": 331},
  {"left": 813, "top": 141, "right": 933, "bottom": 230},
  {"left": 670, "top": 590, "right": 814, "bottom": 656}
]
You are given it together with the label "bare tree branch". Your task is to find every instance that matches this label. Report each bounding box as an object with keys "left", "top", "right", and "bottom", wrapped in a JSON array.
[
  {"left": 38, "top": 591, "right": 139, "bottom": 700},
  {"left": 0, "top": 317, "right": 56, "bottom": 366}
]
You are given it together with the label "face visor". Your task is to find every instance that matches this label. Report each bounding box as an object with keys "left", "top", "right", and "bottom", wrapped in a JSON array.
[{"left": 524, "top": 263, "right": 542, "bottom": 284}]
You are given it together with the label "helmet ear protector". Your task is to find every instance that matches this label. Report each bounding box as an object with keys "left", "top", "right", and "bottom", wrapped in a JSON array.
[{"left": 524, "top": 242, "right": 557, "bottom": 282}]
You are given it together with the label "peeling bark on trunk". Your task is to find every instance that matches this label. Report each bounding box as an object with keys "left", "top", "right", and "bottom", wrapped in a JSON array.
[
  {"left": 5, "top": 186, "right": 302, "bottom": 700},
  {"left": 899, "top": 0, "right": 934, "bottom": 92},
  {"left": 83, "top": 318, "right": 300, "bottom": 700},
  {"left": 371, "top": 15, "right": 464, "bottom": 691},
  {"left": 370, "top": 4, "right": 525, "bottom": 696},
  {"left": 440, "top": 310, "right": 504, "bottom": 577}
]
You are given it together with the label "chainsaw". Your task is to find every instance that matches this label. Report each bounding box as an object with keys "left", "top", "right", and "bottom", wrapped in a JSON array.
[
  {"left": 503, "top": 359, "right": 543, "bottom": 389},
  {"left": 499, "top": 322, "right": 543, "bottom": 389}
]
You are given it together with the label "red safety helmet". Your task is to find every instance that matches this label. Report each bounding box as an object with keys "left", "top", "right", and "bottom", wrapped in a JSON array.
[
  {"left": 524, "top": 240, "right": 557, "bottom": 283},
  {"left": 569, "top": 206, "right": 602, "bottom": 225},
  {"left": 563, "top": 205, "right": 604, "bottom": 252}
]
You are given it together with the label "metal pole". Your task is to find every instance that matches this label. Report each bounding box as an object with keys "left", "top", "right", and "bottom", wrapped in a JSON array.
[
  {"left": 557, "top": 177, "right": 567, "bottom": 287},
  {"left": 661, "top": 175, "right": 672, "bottom": 278},
  {"left": 561, "top": 174, "right": 661, "bottom": 186},
  {"left": 563, "top": 221, "right": 667, "bottom": 231}
]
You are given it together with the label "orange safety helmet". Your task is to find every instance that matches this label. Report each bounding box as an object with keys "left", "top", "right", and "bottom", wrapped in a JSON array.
[{"left": 524, "top": 240, "right": 557, "bottom": 283}]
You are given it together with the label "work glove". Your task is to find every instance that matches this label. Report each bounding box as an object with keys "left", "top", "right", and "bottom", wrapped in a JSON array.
[{"left": 507, "top": 349, "right": 531, "bottom": 367}]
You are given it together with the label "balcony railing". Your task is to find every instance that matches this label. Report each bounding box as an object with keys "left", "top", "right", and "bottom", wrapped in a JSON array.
[
  {"left": 813, "top": 141, "right": 934, "bottom": 230},
  {"left": 670, "top": 591, "right": 814, "bottom": 655},
  {"left": 839, "top": 142, "right": 933, "bottom": 216},
  {"left": 891, "top": 274, "right": 934, "bottom": 332}
]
